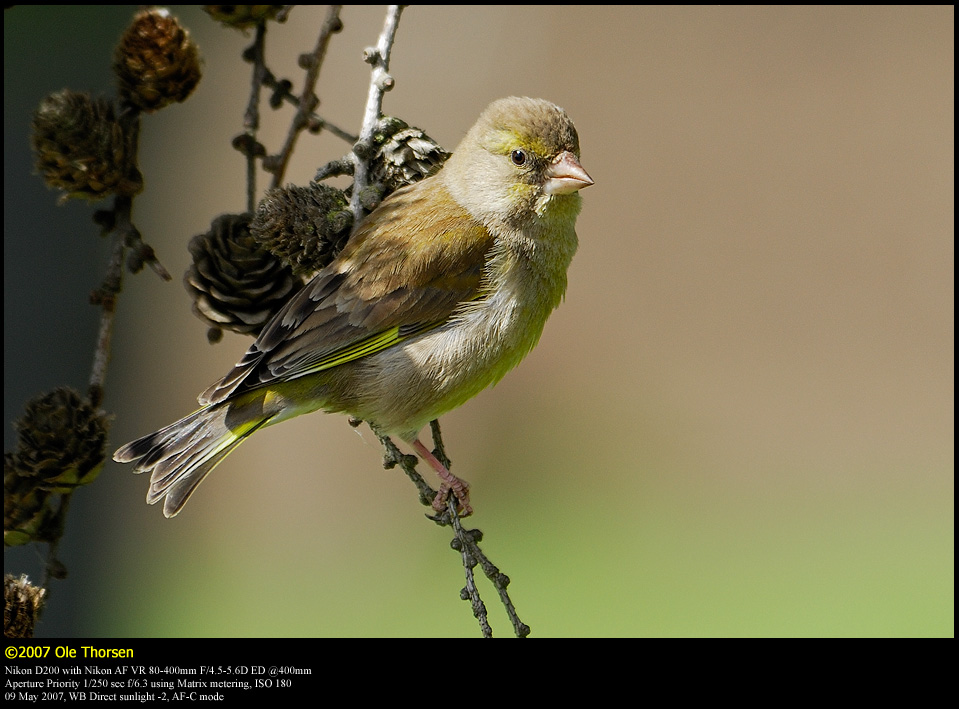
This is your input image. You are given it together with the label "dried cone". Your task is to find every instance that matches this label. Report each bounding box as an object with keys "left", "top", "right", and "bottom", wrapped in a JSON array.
[
  {"left": 251, "top": 183, "right": 353, "bottom": 279},
  {"left": 4, "top": 574, "right": 46, "bottom": 638},
  {"left": 4, "top": 388, "right": 108, "bottom": 546},
  {"left": 31, "top": 90, "right": 143, "bottom": 202},
  {"left": 4, "top": 453, "right": 57, "bottom": 546},
  {"left": 203, "top": 5, "right": 286, "bottom": 29},
  {"left": 10, "top": 388, "right": 107, "bottom": 493},
  {"left": 114, "top": 8, "right": 201, "bottom": 113},
  {"left": 370, "top": 117, "right": 450, "bottom": 195},
  {"left": 185, "top": 213, "right": 303, "bottom": 342}
]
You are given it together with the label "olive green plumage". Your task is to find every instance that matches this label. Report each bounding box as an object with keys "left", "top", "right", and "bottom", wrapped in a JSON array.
[{"left": 114, "top": 97, "right": 593, "bottom": 517}]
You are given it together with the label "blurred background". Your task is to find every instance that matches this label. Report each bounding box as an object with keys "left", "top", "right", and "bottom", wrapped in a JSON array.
[{"left": 4, "top": 6, "right": 953, "bottom": 637}]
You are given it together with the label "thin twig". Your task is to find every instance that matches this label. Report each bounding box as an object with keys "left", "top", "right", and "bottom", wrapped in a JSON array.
[
  {"left": 87, "top": 223, "right": 124, "bottom": 407},
  {"left": 39, "top": 495, "right": 71, "bottom": 591},
  {"left": 447, "top": 500, "right": 493, "bottom": 637},
  {"left": 459, "top": 518, "right": 531, "bottom": 638},
  {"left": 373, "top": 421, "right": 531, "bottom": 637},
  {"left": 242, "top": 22, "right": 268, "bottom": 211},
  {"left": 264, "top": 81, "right": 357, "bottom": 144},
  {"left": 268, "top": 5, "right": 344, "bottom": 188},
  {"left": 429, "top": 419, "right": 451, "bottom": 469},
  {"left": 349, "top": 5, "right": 404, "bottom": 229},
  {"left": 373, "top": 427, "right": 436, "bottom": 509}
]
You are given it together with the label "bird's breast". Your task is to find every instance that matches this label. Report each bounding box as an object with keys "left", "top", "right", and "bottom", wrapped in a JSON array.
[{"left": 333, "top": 226, "right": 576, "bottom": 438}]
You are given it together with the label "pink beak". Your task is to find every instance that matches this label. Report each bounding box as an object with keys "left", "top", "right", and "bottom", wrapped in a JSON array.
[{"left": 544, "top": 151, "right": 594, "bottom": 195}]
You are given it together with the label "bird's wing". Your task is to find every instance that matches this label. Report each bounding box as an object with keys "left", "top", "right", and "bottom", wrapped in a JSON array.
[{"left": 199, "top": 179, "right": 494, "bottom": 405}]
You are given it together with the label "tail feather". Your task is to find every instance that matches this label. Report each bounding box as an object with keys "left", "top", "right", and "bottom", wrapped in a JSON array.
[{"left": 114, "top": 405, "right": 269, "bottom": 518}]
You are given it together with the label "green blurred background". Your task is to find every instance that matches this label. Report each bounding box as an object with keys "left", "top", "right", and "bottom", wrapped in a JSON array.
[{"left": 4, "top": 6, "right": 953, "bottom": 637}]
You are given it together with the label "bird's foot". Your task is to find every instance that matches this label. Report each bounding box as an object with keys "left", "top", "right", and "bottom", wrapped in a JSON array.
[
  {"left": 412, "top": 438, "right": 473, "bottom": 516},
  {"left": 432, "top": 479, "right": 473, "bottom": 517}
]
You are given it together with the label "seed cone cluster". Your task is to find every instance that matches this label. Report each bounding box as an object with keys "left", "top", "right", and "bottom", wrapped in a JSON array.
[
  {"left": 203, "top": 5, "right": 286, "bottom": 29},
  {"left": 370, "top": 117, "right": 450, "bottom": 195},
  {"left": 4, "top": 389, "right": 107, "bottom": 547},
  {"left": 31, "top": 91, "right": 143, "bottom": 202},
  {"left": 251, "top": 182, "right": 353, "bottom": 280},
  {"left": 185, "top": 213, "right": 303, "bottom": 343},
  {"left": 113, "top": 8, "right": 201, "bottom": 113}
]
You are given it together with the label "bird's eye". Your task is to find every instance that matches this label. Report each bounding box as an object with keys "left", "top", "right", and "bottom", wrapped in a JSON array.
[{"left": 510, "top": 149, "right": 528, "bottom": 167}]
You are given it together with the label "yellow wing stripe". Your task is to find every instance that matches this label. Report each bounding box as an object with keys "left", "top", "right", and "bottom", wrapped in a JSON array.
[{"left": 296, "top": 321, "right": 441, "bottom": 375}]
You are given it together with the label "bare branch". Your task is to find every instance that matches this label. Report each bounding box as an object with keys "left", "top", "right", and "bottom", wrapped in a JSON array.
[
  {"left": 268, "top": 5, "right": 345, "bottom": 188},
  {"left": 349, "top": 5, "right": 404, "bottom": 228}
]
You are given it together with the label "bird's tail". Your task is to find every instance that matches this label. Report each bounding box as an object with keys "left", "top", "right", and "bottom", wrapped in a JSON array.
[{"left": 114, "top": 404, "right": 270, "bottom": 517}]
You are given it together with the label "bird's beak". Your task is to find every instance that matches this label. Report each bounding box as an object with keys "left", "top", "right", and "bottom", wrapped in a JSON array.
[{"left": 544, "top": 151, "right": 594, "bottom": 195}]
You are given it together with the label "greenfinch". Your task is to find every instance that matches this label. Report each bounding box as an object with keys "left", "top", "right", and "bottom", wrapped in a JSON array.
[{"left": 114, "top": 96, "right": 592, "bottom": 517}]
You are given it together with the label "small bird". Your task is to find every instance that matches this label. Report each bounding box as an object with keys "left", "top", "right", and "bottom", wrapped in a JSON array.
[{"left": 114, "top": 97, "right": 592, "bottom": 517}]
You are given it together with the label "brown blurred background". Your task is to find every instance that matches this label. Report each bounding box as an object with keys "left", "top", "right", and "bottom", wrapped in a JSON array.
[{"left": 4, "top": 6, "right": 953, "bottom": 636}]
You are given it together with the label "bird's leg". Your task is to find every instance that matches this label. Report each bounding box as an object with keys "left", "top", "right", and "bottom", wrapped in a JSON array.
[{"left": 411, "top": 438, "right": 472, "bottom": 516}]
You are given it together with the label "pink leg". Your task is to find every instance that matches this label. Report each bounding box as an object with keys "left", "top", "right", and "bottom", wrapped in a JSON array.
[{"left": 411, "top": 438, "right": 473, "bottom": 516}]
